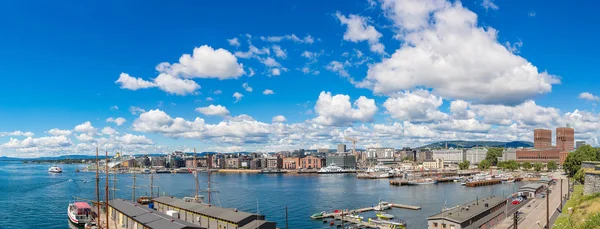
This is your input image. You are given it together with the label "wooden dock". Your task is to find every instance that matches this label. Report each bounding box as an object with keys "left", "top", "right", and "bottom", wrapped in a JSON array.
[
  {"left": 466, "top": 179, "right": 502, "bottom": 187},
  {"left": 434, "top": 177, "right": 456, "bottom": 183},
  {"left": 331, "top": 215, "right": 405, "bottom": 229},
  {"left": 311, "top": 203, "right": 420, "bottom": 219},
  {"left": 389, "top": 179, "right": 408, "bottom": 186}
]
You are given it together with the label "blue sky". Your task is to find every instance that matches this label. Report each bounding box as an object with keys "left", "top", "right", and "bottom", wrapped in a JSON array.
[{"left": 1, "top": 0, "right": 599, "bottom": 157}]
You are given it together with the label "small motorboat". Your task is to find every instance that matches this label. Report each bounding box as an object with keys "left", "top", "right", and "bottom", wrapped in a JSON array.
[
  {"left": 376, "top": 213, "right": 395, "bottom": 219},
  {"left": 137, "top": 196, "right": 152, "bottom": 205},
  {"left": 49, "top": 166, "right": 62, "bottom": 173},
  {"left": 68, "top": 202, "right": 92, "bottom": 225},
  {"left": 311, "top": 211, "right": 325, "bottom": 219},
  {"left": 84, "top": 221, "right": 99, "bottom": 229}
]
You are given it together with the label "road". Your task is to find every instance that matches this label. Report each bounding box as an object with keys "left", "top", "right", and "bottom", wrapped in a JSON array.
[{"left": 517, "top": 177, "right": 567, "bottom": 229}]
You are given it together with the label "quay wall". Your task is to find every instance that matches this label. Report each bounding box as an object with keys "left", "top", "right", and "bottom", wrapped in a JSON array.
[
  {"left": 217, "top": 169, "right": 261, "bottom": 173},
  {"left": 584, "top": 167, "right": 600, "bottom": 195}
]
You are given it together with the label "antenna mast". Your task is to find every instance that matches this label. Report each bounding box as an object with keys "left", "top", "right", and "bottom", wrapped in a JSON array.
[
  {"left": 105, "top": 151, "right": 109, "bottom": 229},
  {"left": 95, "top": 147, "right": 100, "bottom": 225}
]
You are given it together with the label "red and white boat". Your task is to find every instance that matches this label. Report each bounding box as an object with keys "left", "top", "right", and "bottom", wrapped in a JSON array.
[{"left": 68, "top": 202, "right": 92, "bottom": 225}]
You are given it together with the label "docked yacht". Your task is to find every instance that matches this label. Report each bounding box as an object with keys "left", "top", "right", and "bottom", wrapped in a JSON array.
[
  {"left": 67, "top": 202, "right": 93, "bottom": 225},
  {"left": 317, "top": 163, "right": 348, "bottom": 174},
  {"left": 407, "top": 178, "right": 438, "bottom": 185},
  {"left": 48, "top": 166, "right": 62, "bottom": 173},
  {"left": 366, "top": 163, "right": 393, "bottom": 173}
]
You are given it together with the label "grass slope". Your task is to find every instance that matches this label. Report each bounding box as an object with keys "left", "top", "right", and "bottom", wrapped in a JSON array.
[{"left": 554, "top": 184, "right": 600, "bottom": 229}]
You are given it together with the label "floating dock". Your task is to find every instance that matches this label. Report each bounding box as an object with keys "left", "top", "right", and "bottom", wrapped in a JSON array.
[
  {"left": 311, "top": 203, "right": 421, "bottom": 219},
  {"left": 389, "top": 179, "right": 408, "bottom": 186},
  {"left": 466, "top": 179, "right": 502, "bottom": 187},
  {"left": 331, "top": 215, "right": 406, "bottom": 229}
]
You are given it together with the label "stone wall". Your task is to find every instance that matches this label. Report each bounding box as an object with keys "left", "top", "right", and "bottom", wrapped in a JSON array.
[
  {"left": 584, "top": 170, "right": 600, "bottom": 195},
  {"left": 582, "top": 161, "right": 600, "bottom": 169}
]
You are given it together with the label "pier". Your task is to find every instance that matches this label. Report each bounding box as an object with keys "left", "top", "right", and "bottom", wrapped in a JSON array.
[
  {"left": 331, "top": 215, "right": 406, "bottom": 229},
  {"left": 389, "top": 179, "right": 408, "bottom": 186},
  {"left": 311, "top": 203, "right": 421, "bottom": 219},
  {"left": 465, "top": 179, "right": 502, "bottom": 187}
]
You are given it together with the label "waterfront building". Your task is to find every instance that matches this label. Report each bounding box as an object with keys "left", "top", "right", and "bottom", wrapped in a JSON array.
[
  {"left": 250, "top": 158, "right": 267, "bottom": 170},
  {"left": 153, "top": 196, "right": 276, "bottom": 229},
  {"left": 432, "top": 149, "right": 464, "bottom": 164},
  {"left": 120, "top": 158, "right": 137, "bottom": 168},
  {"left": 556, "top": 125, "right": 575, "bottom": 152},
  {"left": 152, "top": 157, "right": 167, "bottom": 167},
  {"left": 427, "top": 196, "right": 507, "bottom": 229},
  {"left": 518, "top": 183, "right": 544, "bottom": 198},
  {"left": 534, "top": 128, "right": 552, "bottom": 149},
  {"left": 282, "top": 157, "right": 299, "bottom": 169},
  {"left": 300, "top": 156, "right": 325, "bottom": 169},
  {"left": 465, "top": 148, "right": 488, "bottom": 164},
  {"left": 317, "top": 148, "right": 329, "bottom": 154},
  {"left": 225, "top": 157, "right": 240, "bottom": 169},
  {"left": 422, "top": 158, "right": 444, "bottom": 169},
  {"left": 366, "top": 147, "right": 394, "bottom": 159},
  {"left": 576, "top": 141, "right": 586, "bottom": 149},
  {"left": 266, "top": 157, "right": 282, "bottom": 169},
  {"left": 417, "top": 149, "right": 432, "bottom": 163},
  {"left": 497, "top": 148, "right": 517, "bottom": 162},
  {"left": 326, "top": 155, "right": 356, "bottom": 169},
  {"left": 337, "top": 144, "right": 346, "bottom": 153},
  {"left": 239, "top": 156, "right": 252, "bottom": 169},
  {"left": 108, "top": 198, "right": 205, "bottom": 229},
  {"left": 536, "top": 177, "right": 554, "bottom": 187},
  {"left": 516, "top": 148, "right": 562, "bottom": 164}
]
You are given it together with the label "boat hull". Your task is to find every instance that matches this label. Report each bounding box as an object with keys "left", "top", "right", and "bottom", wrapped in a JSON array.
[{"left": 317, "top": 171, "right": 354, "bottom": 174}]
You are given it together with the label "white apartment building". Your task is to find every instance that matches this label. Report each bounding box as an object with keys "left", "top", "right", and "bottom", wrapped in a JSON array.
[
  {"left": 466, "top": 148, "right": 488, "bottom": 164},
  {"left": 432, "top": 149, "right": 464, "bottom": 164}
]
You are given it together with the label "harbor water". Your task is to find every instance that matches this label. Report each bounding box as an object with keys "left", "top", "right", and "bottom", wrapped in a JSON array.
[{"left": 0, "top": 161, "right": 529, "bottom": 229}]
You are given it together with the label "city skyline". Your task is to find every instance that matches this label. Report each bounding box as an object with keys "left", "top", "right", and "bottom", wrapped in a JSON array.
[{"left": 2, "top": 0, "right": 600, "bottom": 158}]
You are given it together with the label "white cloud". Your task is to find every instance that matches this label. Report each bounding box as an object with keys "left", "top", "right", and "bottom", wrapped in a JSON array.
[
  {"left": 481, "top": 0, "right": 498, "bottom": 11},
  {"left": 115, "top": 73, "right": 156, "bottom": 90},
  {"left": 261, "top": 34, "right": 314, "bottom": 44},
  {"left": 110, "top": 105, "right": 119, "bottom": 111},
  {"left": 227, "top": 37, "right": 240, "bottom": 47},
  {"left": 272, "top": 115, "right": 287, "bottom": 123},
  {"left": 106, "top": 117, "right": 127, "bottom": 126},
  {"left": 272, "top": 45, "right": 287, "bottom": 58},
  {"left": 234, "top": 45, "right": 270, "bottom": 59},
  {"left": 301, "top": 51, "right": 317, "bottom": 60},
  {"left": 233, "top": 92, "right": 244, "bottom": 103},
  {"left": 271, "top": 68, "right": 281, "bottom": 76},
  {"left": 74, "top": 121, "right": 97, "bottom": 135},
  {"left": 129, "top": 106, "right": 146, "bottom": 115},
  {"left": 195, "top": 105, "right": 230, "bottom": 116},
  {"left": 335, "top": 12, "right": 385, "bottom": 54},
  {"left": 101, "top": 127, "right": 118, "bottom": 136},
  {"left": 206, "top": 97, "right": 214, "bottom": 101},
  {"left": 260, "top": 57, "right": 281, "bottom": 67},
  {"left": 449, "top": 100, "right": 476, "bottom": 119},
  {"left": 263, "top": 89, "right": 275, "bottom": 95},
  {"left": 0, "top": 131, "right": 35, "bottom": 137},
  {"left": 248, "top": 68, "right": 256, "bottom": 77},
  {"left": 326, "top": 61, "right": 350, "bottom": 77},
  {"left": 117, "top": 134, "right": 153, "bottom": 145},
  {"left": 528, "top": 11, "right": 536, "bottom": 17},
  {"left": 47, "top": 128, "right": 72, "bottom": 136},
  {"left": 242, "top": 83, "right": 253, "bottom": 92},
  {"left": 2, "top": 136, "right": 72, "bottom": 149},
  {"left": 383, "top": 90, "right": 448, "bottom": 122},
  {"left": 361, "top": 0, "right": 559, "bottom": 105},
  {"left": 471, "top": 100, "right": 561, "bottom": 126},
  {"left": 156, "top": 45, "right": 245, "bottom": 80},
  {"left": 579, "top": 92, "right": 600, "bottom": 101},
  {"left": 214, "top": 90, "right": 222, "bottom": 95},
  {"left": 313, "top": 91, "right": 378, "bottom": 126},
  {"left": 154, "top": 73, "right": 200, "bottom": 96},
  {"left": 300, "top": 67, "right": 320, "bottom": 75},
  {"left": 76, "top": 133, "right": 95, "bottom": 142}
]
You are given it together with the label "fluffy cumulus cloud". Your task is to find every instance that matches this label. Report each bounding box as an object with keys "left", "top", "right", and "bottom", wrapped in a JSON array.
[
  {"left": 335, "top": 12, "right": 385, "bottom": 54},
  {"left": 272, "top": 45, "right": 287, "bottom": 58},
  {"left": 360, "top": 0, "right": 560, "bottom": 105},
  {"left": 312, "top": 91, "right": 377, "bottom": 126},
  {"left": 263, "top": 89, "right": 275, "bottom": 95},
  {"left": 195, "top": 105, "right": 230, "bottom": 116},
  {"left": 227, "top": 37, "right": 240, "bottom": 47},
  {"left": 117, "top": 134, "right": 153, "bottom": 145},
  {"left": 106, "top": 117, "right": 126, "bottom": 126},
  {"left": 326, "top": 61, "right": 350, "bottom": 77},
  {"left": 115, "top": 73, "right": 156, "bottom": 90},
  {"left": 0, "top": 131, "right": 35, "bottom": 137},
  {"left": 233, "top": 92, "right": 243, "bottom": 103},
  {"left": 156, "top": 45, "right": 245, "bottom": 80},
  {"left": 74, "top": 121, "right": 97, "bottom": 135},
  {"left": 383, "top": 90, "right": 448, "bottom": 122},
  {"left": 260, "top": 34, "right": 314, "bottom": 44},
  {"left": 154, "top": 73, "right": 200, "bottom": 96},
  {"left": 579, "top": 92, "right": 600, "bottom": 101},
  {"left": 272, "top": 115, "right": 287, "bottom": 123},
  {"left": 242, "top": 83, "right": 253, "bottom": 92},
  {"left": 101, "top": 127, "right": 118, "bottom": 136},
  {"left": 2, "top": 136, "right": 72, "bottom": 150},
  {"left": 47, "top": 128, "right": 72, "bottom": 136},
  {"left": 481, "top": 0, "right": 499, "bottom": 11}
]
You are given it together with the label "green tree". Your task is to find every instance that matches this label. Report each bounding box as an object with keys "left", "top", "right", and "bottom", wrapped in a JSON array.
[
  {"left": 533, "top": 162, "right": 544, "bottom": 172},
  {"left": 547, "top": 161, "right": 558, "bottom": 171},
  {"left": 522, "top": 162, "right": 532, "bottom": 170},
  {"left": 458, "top": 160, "right": 470, "bottom": 170},
  {"left": 485, "top": 147, "right": 504, "bottom": 166},
  {"left": 506, "top": 160, "right": 519, "bottom": 171},
  {"left": 564, "top": 145, "right": 598, "bottom": 177},
  {"left": 478, "top": 159, "right": 491, "bottom": 170},
  {"left": 574, "top": 168, "right": 586, "bottom": 184},
  {"left": 497, "top": 161, "right": 507, "bottom": 170}
]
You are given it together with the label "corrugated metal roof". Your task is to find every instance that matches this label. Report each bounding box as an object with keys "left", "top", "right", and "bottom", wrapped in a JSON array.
[
  {"left": 109, "top": 198, "right": 204, "bottom": 229},
  {"left": 153, "top": 196, "right": 258, "bottom": 224},
  {"left": 427, "top": 196, "right": 506, "bottom": 224}
]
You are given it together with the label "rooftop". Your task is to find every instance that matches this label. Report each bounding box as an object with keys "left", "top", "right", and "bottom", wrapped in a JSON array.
[
  {"left": 428, "top": 196, "right": 506, "bottom": 224},
  {"left": 109, "top": 198, "right": 204, "bottom": 229},
  {"left": 153, "top": 196, "right": 262, "bottom": 225},
  {"left": 519, "top": 183, "right": 544, "bottom": 191}
]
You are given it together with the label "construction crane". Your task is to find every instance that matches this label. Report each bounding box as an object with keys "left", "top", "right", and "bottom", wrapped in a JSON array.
[{"left": 344, "top": 137, "right": 359, "bottom": 164}]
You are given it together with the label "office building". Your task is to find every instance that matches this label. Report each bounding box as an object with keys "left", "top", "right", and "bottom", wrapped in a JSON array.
[
  {"left": 282, "top": 157, "right": 299, "bottom": 169},
  {"left": 516, "top": 148, "right": 561, "bottom": 164},
  {"left": 465, "top": 148, "right": 488, "bottom": 164},
  {"left": 576, "top": 141, "right": 586, "bottom": 149},
  {"left": 326, "top": 155, "right": 357, "bottom": 169},
  {"left": 317, "top": 148, "right": 329, "bottom": 154},
  {"left": 300, "top": 156, "right": 325, "bottom": 169},
  {"left": 498, "top": 148, "right": 517, "bottom": 162},
  {"left": 534, "top": 128, "right": 552, "bottom": 149},
  {"left": 432, "top": 149, "right": 465, "bottom": 164},
  {"left": 337, "top": 144, "right": 346, "bottom": 153},
  {"left": 366, "top": 148, "right": 394, "bottom": 159},
  {"left": 427, "top": 196, "right": 507, "bottom": 229},
  {"left": 556, "top": 126, "right": 575, "bottom": 151}
]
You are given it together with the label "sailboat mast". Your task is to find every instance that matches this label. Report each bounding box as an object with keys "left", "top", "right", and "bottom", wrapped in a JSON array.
[
  {"left": 208, "top": 153, "right": 211, "bottom": 204},
  {"left": 150, "top": 171, "right": 154, "bottom": 197},
  {"left": 95, "top": 147, "right": 100, "bottom": 225},
  {"left": 132, "top": 173, "right": 136, "bottom": 202},
  {"left": 105, "top": 151, "right": 109, "bottom": 229},
  {"left": 194, "top": 148, "right": 198, "bottom": 199}
]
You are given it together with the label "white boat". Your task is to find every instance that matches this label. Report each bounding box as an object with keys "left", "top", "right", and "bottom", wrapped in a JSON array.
[
  {"left": 366, "top": 163, "right": 393, "bottom": 173},
  {"left": 373, "top": 201, "right": 391, "bottom": 211},
  {"left": 49, "top": 166, "right": 62, "bottom": 173},
  {"left": 68, "top": 202, "right": 93, "bottom": 225},
  {"left": 407, "top": 178, "right": 438, "bottom": 185},
  {"left": 376, "top": 213, "right": 395, "bottom": 219},
  {"left": 317, "top": 163, "right": 348, "bottom": 174},
  {"left": 347, "top": 214, "right": 364, "bottom": 220}
]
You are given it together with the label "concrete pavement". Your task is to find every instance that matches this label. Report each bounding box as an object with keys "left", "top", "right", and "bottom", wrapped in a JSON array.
[{"left": 517, "top": 177, "right": 568, "bottom": 229}]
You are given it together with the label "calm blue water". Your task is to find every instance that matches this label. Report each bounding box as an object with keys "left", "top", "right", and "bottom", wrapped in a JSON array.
[{"left": 0, "top": 161, "right": 528, "bottom": 229}]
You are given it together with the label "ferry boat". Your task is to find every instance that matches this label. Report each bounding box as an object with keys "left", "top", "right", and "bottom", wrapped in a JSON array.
[
  {"left": 48, "top": 166, "right": 62, "bottom": 173},
  {"left": 366, "top": 163, "right": 393, "bottom": 173},
  {"left": 317, "top": 163, "right": 348, "bottom": 174},
  {"left": 376, "top": 212, "right": 395, "bottom": 219},
  {"left": 67, "top": 202, "right": 93, "bottom": 225},
  {"left": 407, "top": 178, "right": 438, "bottom": 185}
]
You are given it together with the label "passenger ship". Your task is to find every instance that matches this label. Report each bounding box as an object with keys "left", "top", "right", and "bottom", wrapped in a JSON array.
[{"left": 67, "top": 202, "right": 93, "bottom": 225}]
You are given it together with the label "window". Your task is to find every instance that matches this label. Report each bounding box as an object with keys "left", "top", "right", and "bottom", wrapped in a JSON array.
[
  {"left": 450, "top": 225, "right": 455, "bottom": 229},
  {"left": 433, "top": 222, "right": 438, "bottom": 227},
  {"left": 442, "top": 223, "right": 447, "bottom": 229}
]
